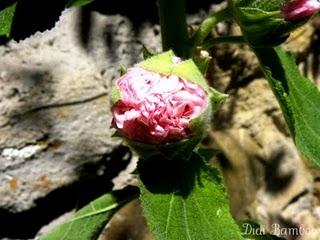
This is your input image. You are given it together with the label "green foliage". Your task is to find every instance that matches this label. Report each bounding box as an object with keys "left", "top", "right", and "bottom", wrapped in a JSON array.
[
  {"left": 138, "top": 153, "right": 244, "bottom": 240},
  {"left": 254, "top": 47, "right": 320, "bottom": 168},
  {"left": 0, "top": 2, "right": 16, "bottom": 37},
  {"left": 230, "top": 0, "right": 303, "bottom": 47},
  {"left": 40, "top": 188, "right": 138, "bottom": 240},
  {"left": 66, "top": 0, "right": 95, "bottom": 7},
  {"left": 234, "top": 0, "right": 284, "bottom": 11}
]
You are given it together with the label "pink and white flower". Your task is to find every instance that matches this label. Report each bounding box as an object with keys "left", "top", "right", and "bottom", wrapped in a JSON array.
[
  {"left": 281, "top": 0, "right": 320, "bottom": 21},
  {"left": 111, "top": 67, "right": 208, "bottom": 144}
]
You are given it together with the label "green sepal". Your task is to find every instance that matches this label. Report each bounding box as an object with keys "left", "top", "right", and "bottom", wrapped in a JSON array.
[
  {"left": 142, "top": 45, "right": 154, "bottom": 60},
  {"left": 111, "top": 85, "right": 121, "bottom": 105},
  {"left": 138, "top": 50, "right": 176, "bottom": 76},
  {"left": 123, "top": 105, "right": 211, "bottom": 161},
  {"left": 209, "top": 87, "right": 228, "bottom": 112},
  {"left": 193, "top": 54, "right": 211, "bottom": 75},
  {"left": 111, "top": 131, "right": 121, "bottom": 138},
  {"left": 172, "top": 59, "right": 209, "bottom": 91},
  {"left": 125, "top": 94, "right": 215, "bottom": 161},
  {"left": 138, "top": 50, "right": 209, "bottom": 91},
  {"left": 119, "top": 64, "right": 127, "bottom": 76}
]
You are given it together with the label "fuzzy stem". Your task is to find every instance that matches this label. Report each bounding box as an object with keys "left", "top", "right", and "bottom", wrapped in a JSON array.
[{"left": 191, "top": 7, "right": 232, "bottom": 49}]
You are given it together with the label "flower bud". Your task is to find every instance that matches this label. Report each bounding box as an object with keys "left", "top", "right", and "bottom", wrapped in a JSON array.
[
  {"left": 112, "top": 67, "right": 208, "bottom": 144},
  {"left": 281, "top": 0, "right": 320, "bottom": 21},
  {"left": 232, "top": 0, "right": 318, "bottom": 47},
  {"left": 111, "top": 51, "right": 226, "bottom": 160}
]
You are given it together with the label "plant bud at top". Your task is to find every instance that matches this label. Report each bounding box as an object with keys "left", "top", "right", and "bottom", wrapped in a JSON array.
[
  {"left": 112, "top": 67, "right": 208, "bottom": 144},
  {"left": 231, "top": 0, "right": 319, "bottom": 47},
  {"left": 281, "top": 0, "right": 320, "bottom": 21}
]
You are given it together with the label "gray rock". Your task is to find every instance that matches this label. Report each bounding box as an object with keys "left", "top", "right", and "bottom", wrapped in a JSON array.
[{"left": 0, "top": 7, "right": 161, "bottom": 213}]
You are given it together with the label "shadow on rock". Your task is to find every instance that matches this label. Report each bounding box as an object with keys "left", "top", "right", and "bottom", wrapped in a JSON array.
[{"left": 0, "top": 145, "right": 132, "bottom": 239}]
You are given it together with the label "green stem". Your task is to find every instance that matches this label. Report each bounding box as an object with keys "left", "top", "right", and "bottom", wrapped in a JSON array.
[
  {"left": 202, "top": 36, "right": 245, "bottom": 49},
  {"left": 157, "top": 0, "right": 189, "bottom": 58},
  {"left": 191, "top": 7, "right": 232, "bottom": 47},
  {"left": 191, "top": 7, "right": 232, "bottom": 50}
]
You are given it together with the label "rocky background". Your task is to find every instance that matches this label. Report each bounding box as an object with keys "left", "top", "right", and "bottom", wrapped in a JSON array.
[{"left": 0, "top": 1, "right": 320, "bottom": 240}]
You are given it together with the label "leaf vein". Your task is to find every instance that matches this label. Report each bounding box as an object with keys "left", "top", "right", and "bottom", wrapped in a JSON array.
[
  {"left": 182, "top": 201, "right": 192, "bottom": 240},
  {"left": 164, "top": 194, "right": 175, "bottom": 240}
]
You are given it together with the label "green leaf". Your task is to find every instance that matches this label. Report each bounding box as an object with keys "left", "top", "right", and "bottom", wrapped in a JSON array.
[
  {"left": 233, "top": 0, "right": 284, "bottom": 11},
  {"left": 208, "top": 87, "right": 228, "bottom": 111},
  {"left": 253, "top": 46, "right": 320, "bottom": 167},
  {"left": 138, "top": 153, "right": 244, "bottom": 240},
  {"left": 0, "top": 2, "right": 16, "bottom": 37},
  {"left": 66, "top": 0, "right": 95, "bottom": 7},
  {"left": 40, "top": 187, "right": 139, "bottom": 240},
  {"left": 119, "top": 64, "right": 127, "bottom": 76}
]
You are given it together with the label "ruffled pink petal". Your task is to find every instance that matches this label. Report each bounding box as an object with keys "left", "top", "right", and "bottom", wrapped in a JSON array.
[{"left": 111, "top": 66, "right": 208, "bottom": 144}]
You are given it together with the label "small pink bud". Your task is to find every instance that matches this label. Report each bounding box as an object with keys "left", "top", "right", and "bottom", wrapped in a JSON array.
[
  {"left": 281, "top": 0, "right": 320, "bottom": 21},
  {"left": 111, "top": 67, "right": 208, "bottom": 144}
]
